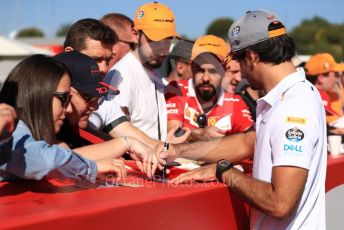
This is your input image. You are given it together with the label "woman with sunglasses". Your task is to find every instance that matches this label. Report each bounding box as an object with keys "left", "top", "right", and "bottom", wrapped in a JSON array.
[
  {"left": 54, "top": 51, "right": 157, "bottom": 173},
  {"left": 0, "top": 54, "right": 126, "bottom": 184}
]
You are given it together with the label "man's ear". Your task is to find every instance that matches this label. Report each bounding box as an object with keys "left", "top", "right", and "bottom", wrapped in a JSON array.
[
  {"left": 246, "top": 49, "right": 259, "bottom": 62},
  {"left": 245, "top": 49, "right": 259, "bottom": 69},
  {"left": 64, "top": 46, "right": 74, "bottom": 52},
  {"left": 175, "top": 61, "right": 185, "bottom": 74},
  {"left": 131, "top": 27, "right": 139, "bottom": 42}
]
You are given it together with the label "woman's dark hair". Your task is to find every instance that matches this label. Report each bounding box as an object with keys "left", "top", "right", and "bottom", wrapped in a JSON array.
[
  {"left": 0, "top": 54, "right": 69, "bottom": 144},
  {"left": 235, "top": 22, "right": 296, "bottom": 65}
]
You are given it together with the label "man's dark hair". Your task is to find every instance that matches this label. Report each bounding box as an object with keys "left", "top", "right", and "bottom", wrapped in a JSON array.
[
  {"left": 64, "top": 18, "right": 118, "bottom": 51},
  {"left": 235, "top": 22, "right": 296, "bottom": 65},
  {"left": 305, "top": 74, "right": 318, "bottom": 85}
]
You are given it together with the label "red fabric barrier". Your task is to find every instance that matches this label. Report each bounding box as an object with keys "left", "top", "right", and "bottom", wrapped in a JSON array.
[
  {"left": 325, "top": 155, "right": 344, "bottom": 192},
  {"left": 0, "top": 163, "right": 250, "bottom": 230},
  {"left": 1, "top": 155, "right": 343, "bottom": 229}
]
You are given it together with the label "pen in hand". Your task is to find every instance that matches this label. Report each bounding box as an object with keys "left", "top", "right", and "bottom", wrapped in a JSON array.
[{"left": 161, "top": 141, "right": 169, "bottom": 180}]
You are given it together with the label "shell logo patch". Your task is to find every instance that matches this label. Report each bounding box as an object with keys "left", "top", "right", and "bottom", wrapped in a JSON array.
[{"left": 286, "top": 116, "right": 307, "bottom": 125}]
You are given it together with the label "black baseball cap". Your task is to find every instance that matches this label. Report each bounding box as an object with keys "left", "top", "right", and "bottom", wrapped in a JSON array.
[
  {"left": 54, "top": 51, "right": 119, "bottom": 96},
  {"left": 168, "top": 40, "right": 193, "bottom": 61}
]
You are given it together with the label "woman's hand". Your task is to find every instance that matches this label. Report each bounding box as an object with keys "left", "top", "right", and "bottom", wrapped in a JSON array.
[{"left": 95, "top": 158, "right": 127, "bottom": 181}]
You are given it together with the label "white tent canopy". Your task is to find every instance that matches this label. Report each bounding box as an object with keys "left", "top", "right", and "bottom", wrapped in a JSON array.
[
  {"left": 0, "top": 36, "right": 53, "bottom": 57},
  {"left": 0, "top": 36, "right": 54, "bottom": 83},
  {"left": 0, "top": 59, "right": 21, "bottom": 83}
]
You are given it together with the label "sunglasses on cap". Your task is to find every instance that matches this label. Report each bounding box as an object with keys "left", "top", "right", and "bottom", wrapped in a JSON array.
[
  {"left": 196, "top": 113, "right": 208, "bottom": 128},
  {"left": 53, "top": 92, "right": 71, "bottom": 108}
]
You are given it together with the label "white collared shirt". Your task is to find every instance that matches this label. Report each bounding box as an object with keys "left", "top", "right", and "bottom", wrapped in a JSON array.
[
  {"left": 103, "top": 52, "right": 167, "bottom": 140},
  {"left": 251, "top": 69, "right": 327, "bottom": 229}
]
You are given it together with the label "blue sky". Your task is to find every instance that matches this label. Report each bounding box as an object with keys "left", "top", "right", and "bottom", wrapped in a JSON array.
[{"left": 1, "top": 0, "right": 344, "bottom": 39}]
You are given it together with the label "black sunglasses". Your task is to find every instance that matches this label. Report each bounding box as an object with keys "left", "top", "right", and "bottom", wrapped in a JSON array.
[
  {"left": 53, "top": 92, "right": 71, "bottom": 108},
  {"left": 196, "top": 113, "right": 208, "bottom": 128},
  {"left": 78, "top": 91, "right": 104, "bottom": 105}
]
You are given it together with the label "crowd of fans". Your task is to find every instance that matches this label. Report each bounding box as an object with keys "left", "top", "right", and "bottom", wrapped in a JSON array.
[{"left": 0, "top": 2, "right": 338, "bottom": 229}]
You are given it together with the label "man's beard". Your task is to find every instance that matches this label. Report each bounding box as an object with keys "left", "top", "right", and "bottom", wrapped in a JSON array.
[
  {"left": 137, "top": 47, "right": 164, "bottom": 69},
  {"left": 196, "top": 83, "right": 217, "bottom": 101}
]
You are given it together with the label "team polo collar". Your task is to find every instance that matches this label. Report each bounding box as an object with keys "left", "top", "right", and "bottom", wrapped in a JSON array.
[
  {"left": 258, "top": 68, "right": 306, "bottom": 107},
  {"left": 187, "top": 78, "right": 225, "bottom": 106}
]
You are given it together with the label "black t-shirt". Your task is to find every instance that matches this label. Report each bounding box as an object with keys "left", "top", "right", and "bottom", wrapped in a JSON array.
[
  {"left": 57, "top": 121, "right": 134, "bottom": 160},
  {"left": 57, "top": 122, "right": 91, "bottom": 149},
  {"left": 57, "top": 121, "right": 112, "bottom": 149}
]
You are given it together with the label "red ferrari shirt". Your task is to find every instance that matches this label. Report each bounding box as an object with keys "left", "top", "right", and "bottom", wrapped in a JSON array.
[{"left": 166, "top": 79, "right": 253, "bottom": 134}]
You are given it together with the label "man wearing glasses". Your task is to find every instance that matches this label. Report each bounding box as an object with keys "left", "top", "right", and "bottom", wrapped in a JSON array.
[
  {"left": 166, "top": 35, "right": 253, "bottom": 142},
  {"left": 54, "top": 51, "right": 112, "bottom": 148}
]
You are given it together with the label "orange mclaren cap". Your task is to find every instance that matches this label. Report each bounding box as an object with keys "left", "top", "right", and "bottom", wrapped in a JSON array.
[
  {"left": 337, "top": 63, "right": 344, "bottom": 72},
  {"left": 305, "top": 53, "right": 343, "bottom": 75},
  {"left": 191, "top": 35, "right": 229, "bottom": 61},
  {"left": 134, "top": 2, "right": 179, "bottom": 41}
]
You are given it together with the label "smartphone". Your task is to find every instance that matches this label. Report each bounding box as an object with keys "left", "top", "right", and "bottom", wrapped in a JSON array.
[{"left": 174, "top": 127, "right": 186, "bottom": 137}]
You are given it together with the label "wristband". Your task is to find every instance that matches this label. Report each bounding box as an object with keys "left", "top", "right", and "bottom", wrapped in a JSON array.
[{"left": 121, "top": 136, "right": 131, "bottom": 152}]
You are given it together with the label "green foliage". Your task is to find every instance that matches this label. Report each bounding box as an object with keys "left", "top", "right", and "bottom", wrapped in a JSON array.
[
  {"left": 205, "top": 17, "right": 234, "bottom": 41},
  {"left": 206, "top": 15, "right": 344, "bottom": 61},
  {"left": 17, "top": 27, "right": 44, "bottom": 38},
  {"left": 56, "top": 23, "right": 71, "bottom": 37},
  {"left": 290, "top": 16, "right": 344, "bottom": 61}
]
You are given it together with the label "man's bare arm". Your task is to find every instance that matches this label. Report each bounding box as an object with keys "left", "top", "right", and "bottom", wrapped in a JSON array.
[
  {"left": 223, "top": 166, "right": 308, "bottom": 219},
  {"left": 173, "top": 128, "right": 256, "bottom": 163}
]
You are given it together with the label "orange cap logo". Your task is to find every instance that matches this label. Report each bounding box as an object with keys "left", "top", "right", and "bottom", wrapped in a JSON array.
[
  {"left": 134, "top": 2, "right": 179, "bottom": 41},
  {"left": 191, "top": 35, "right": 229, "bottom": 61}
]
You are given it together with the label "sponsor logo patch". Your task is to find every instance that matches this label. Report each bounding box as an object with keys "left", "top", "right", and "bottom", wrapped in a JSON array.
[
  {"left": 192, "top": 113, "right": 198, "bottom": 123},
  {"left": 153, "top": 18, "right": 174, "bottom": 23},
  {"left": 199, "top": 43, "right": 221, "bottom": 47},
  {"left": 185, "top": 108, "right": 190, "bottom": 118},
  {"left": 232, "top": 26, "right": 240, "bottom": 37},
  {"left": 286, "top": 116, "right": 307, "bottom": 125},
  {"left": 90, "top": 65, "right": 101, "bottom": 76},
  {"left": 167, "top": 109, "right": 178, "bottom": 114},
  {"left": 284, "top": 144, "right": 303, "bottom": 152},
  {"left": 137, "top": 10, "right": 144, "bottom": 18},
  {"left": 209, "top": 117, "right": 217, "bottom": 127},
  {"left": 96, "top": 87, "right": 108, "bottom": 94},
  {"left": 285, "top": 127, "right": 304, "bottom": 142},
  {"left": 166, "top": 102, "right": 176, "bottom": 108}
]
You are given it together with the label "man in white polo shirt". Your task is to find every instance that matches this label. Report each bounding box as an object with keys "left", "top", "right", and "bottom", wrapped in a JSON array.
[
  {"left": 103, "top": 2, "right": 180, "bottom": 141},
  {"left": 149, "top": 10, "right": 327, "bottom": 229}
]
